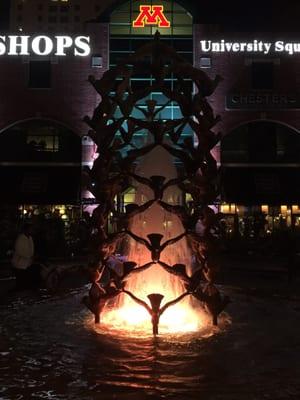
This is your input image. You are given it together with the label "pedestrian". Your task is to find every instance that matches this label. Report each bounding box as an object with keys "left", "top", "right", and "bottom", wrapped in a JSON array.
[{"left": 11, "top": 223, "right": 35, "bottom": 288}]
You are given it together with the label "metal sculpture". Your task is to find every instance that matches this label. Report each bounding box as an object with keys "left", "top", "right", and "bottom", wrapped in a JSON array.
[{"left": 82, "top": 32, "right": 229, "bottom": 333}]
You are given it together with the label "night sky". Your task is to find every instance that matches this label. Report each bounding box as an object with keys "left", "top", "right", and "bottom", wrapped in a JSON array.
[
  {"left": 0, "top": 0, "right": 10, "bottom": 31},
  {"left": 0, "top": 1, "right": 299, "bottom": 32}
]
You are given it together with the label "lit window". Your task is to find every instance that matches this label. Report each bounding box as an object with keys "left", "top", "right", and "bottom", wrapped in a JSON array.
[
  {"left": 91, "top": 55, "right": 103, "bottom": 68},
  {"left": 26, "top": 135, "right": 59, "bottom": 152},
  {"left": 200, "top": 57, "right": 211, "bottom": 68}
]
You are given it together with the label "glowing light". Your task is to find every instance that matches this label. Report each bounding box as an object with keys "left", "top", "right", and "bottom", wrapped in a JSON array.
[
  {"left": 200, "top": 40, "right": 300, "bottom": 55},
  {"left": 281, "top": 205, "right": 288, "bottom": 215},
  {"left": 101, "top": 264, "right": 207, "bottom": 334},
  {"left": 0, "top": 35, "right": 91, "bottom": 57},
  {"left": 220, "top": 204, "right": 230, "bottom": 213},
  {"left": 102, "top": 294, "right": 205, "bottom": 334},
  {"left": 132, "top": 5, "right": 171, "bottom": 28},
  {"left": 99, "top": 147, "right": 209, "bottom": 335}
]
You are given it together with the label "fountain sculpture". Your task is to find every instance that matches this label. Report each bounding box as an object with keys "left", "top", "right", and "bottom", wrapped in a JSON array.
[{"left": 82, "top": 32, "right": 229, "bottom": 334}]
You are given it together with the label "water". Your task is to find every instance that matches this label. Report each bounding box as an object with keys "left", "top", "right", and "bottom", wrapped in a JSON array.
[
  {"left": 1, "top": 285, "right": 300, "bottom": 400},
  {"left": 108, "top": 145, "right": 202, "bottom": 332}
]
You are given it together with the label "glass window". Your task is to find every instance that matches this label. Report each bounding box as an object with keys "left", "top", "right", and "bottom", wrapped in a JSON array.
[
  {"left": 109, "top": 0, "right": 193, "bottom": 148},
  {"left": 27, "top": 135, "right": 59, "bottom": 152},
  {"left": 110, "top": 26, "right": 131, "bottom": 35},
  {"left": 91, "top": 55, "right": 103, "bottom": 68},
  {"left": 200, "top": 57, "right": 212, "bottom": 68},
  {"left": 111, "top": 0, "right": 192, "bottom": 36},
  {"left": 173, "top": 13, "right": 193, "bottom": 25}
]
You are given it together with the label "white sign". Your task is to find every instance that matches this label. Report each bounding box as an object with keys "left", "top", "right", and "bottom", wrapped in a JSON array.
[
  {"left": 200, "top": 40, "right": 300, "bottom": 55},
  {"left": 0, "top": 35, "right": 91, "bottom": 57}
]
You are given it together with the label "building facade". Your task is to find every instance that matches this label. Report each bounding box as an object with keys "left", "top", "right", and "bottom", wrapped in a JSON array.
[{"left": 0, "top": 0, "right": 300, "bottom": 256}]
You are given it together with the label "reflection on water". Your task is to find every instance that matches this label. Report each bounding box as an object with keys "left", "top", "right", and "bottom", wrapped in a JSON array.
[{"left": 1, "top": 286, "right": 300, "bottom": 400}]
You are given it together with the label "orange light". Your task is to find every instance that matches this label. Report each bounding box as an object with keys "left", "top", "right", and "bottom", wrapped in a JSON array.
[
  {"left": 102, "top": 263, "right": 206, "bottom": 334},
  {"left": 281, "top": 205, "right": 288, "bottom": 215},
  {"left": 221, "top": 204, "right": 230, "bottom": 213},
  {"left": 132, "top": 5, "right": 171, "bottom": 28}
]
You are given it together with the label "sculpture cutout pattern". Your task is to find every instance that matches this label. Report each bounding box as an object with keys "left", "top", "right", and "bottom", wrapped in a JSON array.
[{"left": 82, "top": 32, "right": 229, "bottom": 334}]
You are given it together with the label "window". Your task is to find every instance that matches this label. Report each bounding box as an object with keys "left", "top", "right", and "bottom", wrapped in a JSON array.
[
  {"left": 28, "top": 61, "right": 52, "bottom": 89},
  {"left": 251, "top": 62, "right": 274, "bottom": 90},
  {"left": 91, "top": 55, "right": 103, "bottom": 68},
  {"left": 110, "top": 0, "right": 192, "bottom": 36},
  {"left": 109, "top": 0, "right": 193, "bottom": 145},
  {"left": 200, "top": 57, "right": 211, "bottom": 68},
  {"left": 27, "top": 135, "right": 59, "bottom": 152}
]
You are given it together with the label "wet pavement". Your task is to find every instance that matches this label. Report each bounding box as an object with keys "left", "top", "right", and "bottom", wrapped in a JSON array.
[{"left": 1, "top": 279, "right": 300, "bottom": 400}]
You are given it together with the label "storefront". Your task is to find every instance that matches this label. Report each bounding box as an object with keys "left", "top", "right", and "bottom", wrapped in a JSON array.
[{"left": 0, "top": 0, "right": 299, "bottom": 257}]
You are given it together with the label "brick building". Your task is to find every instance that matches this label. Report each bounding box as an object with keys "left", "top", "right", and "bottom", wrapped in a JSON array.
[{"left": 0, "top": 0, "right": 299, "bottom": 255}]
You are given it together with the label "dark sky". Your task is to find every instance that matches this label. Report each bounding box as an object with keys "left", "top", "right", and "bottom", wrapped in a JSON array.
[
  {"left": 0, "top": 0, "right": 299, "bottom": 31},
  {"left": 186, "top": 0, "right": 300, "bottom": 30},
  {"left": 0, "top": 0, "right": 10, "bottom": 31}
]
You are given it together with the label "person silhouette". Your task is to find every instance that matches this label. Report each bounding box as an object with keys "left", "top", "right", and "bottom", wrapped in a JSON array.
[
  {"left": 113, "top": 200, "right": 155, "bottom": 231},
  {"left": 191, "top": 284, "right": 230, "bottom": 326},
  {"left": 158, "top": 261, "right": 203, "bottom": 292},
  {"left": 158, "top": 200, "right": 202, "bottom": 232},
  {"left": 128, "top": 174, "right": 183, "bottom": 200},
  {"left": 108, "top": 260, "right": 155, "bottom": 289},
  {"left": 82, "top": 268, "right": 121, "bottom": 324},
  {"left": 126, "top": 231, "right": 186, "bottom": 262},
  {"left": 123, "top": 289, "right": 189, "bottom": 335}
]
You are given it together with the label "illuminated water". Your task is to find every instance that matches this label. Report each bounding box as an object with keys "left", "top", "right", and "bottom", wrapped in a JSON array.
[
  {"left": 1, "top": 285, "right": 300, "bottom": 400},
  {"left": 107, "top": 145, "right": 202, "bottom": 332}
]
